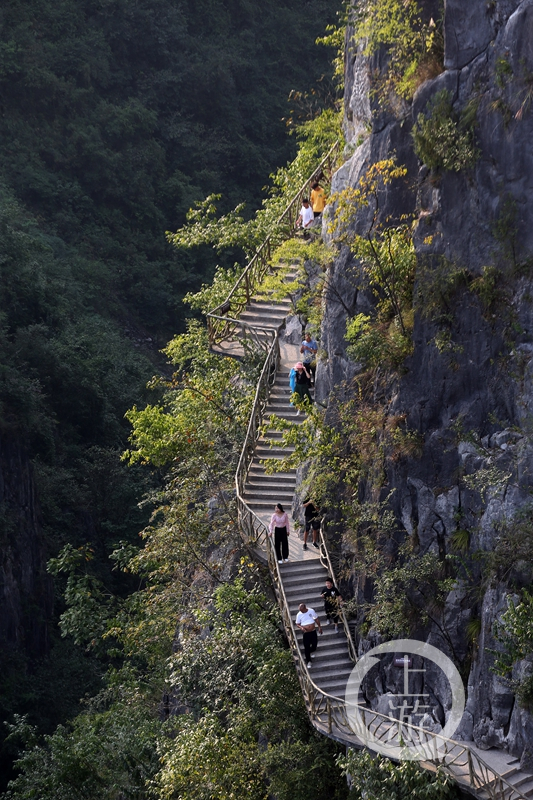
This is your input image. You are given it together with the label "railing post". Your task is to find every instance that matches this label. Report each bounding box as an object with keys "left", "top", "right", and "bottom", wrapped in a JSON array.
[{"left": 467, "top": 749, "right": 475, "bottom": 789}]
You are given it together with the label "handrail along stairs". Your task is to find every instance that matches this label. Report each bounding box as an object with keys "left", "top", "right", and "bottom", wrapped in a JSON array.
[
  {"left": 234, "top": 348, "right": 529, "bottom": 800},
  {"left": 206, "top": 141, "right": 339, "bottom": 348},
  {"left": 212, "top": 147, "right": 527, "bottom": 800}
]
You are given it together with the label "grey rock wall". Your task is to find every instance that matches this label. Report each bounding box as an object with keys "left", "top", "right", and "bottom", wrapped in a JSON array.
[{"left": 321, "top": 0, "right": 533, "bottom": 760}]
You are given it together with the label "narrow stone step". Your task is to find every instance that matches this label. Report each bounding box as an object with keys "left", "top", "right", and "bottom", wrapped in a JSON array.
[
  {"left": 312, "top": 664, "right": 357, "bottom": 683},
  {"left": 240, "top": 309, "right": 285, "bottom": 320},
  {"left": 317, "top": 677, "right": 360, "bottom": 697},
  {"left": 307, "top": 657, "right": 353, "bottom": 674},
  {"left": 248, "top": 456, "right": 296, "bottom": 468},
  {"left": 240, "top": 316, "right": 286, "bottom": 328},
  {"left": 263, "top": 411, "right": 303, "bottom": 422},
  {"left": 501, "top": 768, "right": 521, "bottom": 781},
  {"left": 246, "top": 306, "right": 289, "bottom": 318},
  {"left": 248, "top": 466, "right": 297, "bottom": 478},
  {"left": 265, "top": 400, "right": 296, "bottom": 413},
  {"left": 260, "top": 429, "right": 286, "bottom": 439},
  {"left": 284, "top": 590, "right": 328, "bottom": 605},
  {"left": 268, "top": 393, "right": 297, "bottom": 403},
  {"left": 283, "top": 576, "right": 327, "bottom": 588},
  {"left": 293, "top": 638, "right": 352, "bottom": 657},
  {"left": 248, "top": 302, "right": 291, "bottom": 312},
  {"left": 510, "top": 775, "right": 533, "bottom": 791},
  {"left": 247, "top": 502, "right": 293, "bottom": 513},
  {"left": 239, "top": 317, "right": 284, "bottom": 329},
  {"left": 257, "top": 434, "right": 294, "bottom": 446},
  {"left": 243, "top": 484, "right": 294, "bottom": 497},
  {"left": 283, "top": 572, "right": 327, "bottom": 584},
  {"left": 283, "top": 575, "right": 326, "bottom": 590},
  {"left": 245, "top": 472, "right": 294, "bottom": 485},
  {"left": 255, "top": 448, "right": 294, "bottom": 461},
  {"left": 282, "top": 564, "right": 327, "bottom": 580},
  {"left": 255, "top": 438, "right": 295, "bottom": 449},
  {"left": 245, "top": 474, "right": 296, "bottom": 486},
  {"left": 243, "top": 491, "right": 294, "bottom": 504}
]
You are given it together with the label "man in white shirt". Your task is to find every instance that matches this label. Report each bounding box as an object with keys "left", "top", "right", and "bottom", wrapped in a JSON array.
[
  {"left": 296, "top": 198, "right": 314, "bottom": 229},
  {"left": 295, "top": 603, "right": 323, "bottom": 667}
]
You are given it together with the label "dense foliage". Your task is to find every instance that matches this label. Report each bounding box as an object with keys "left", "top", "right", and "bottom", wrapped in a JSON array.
[
  {"left": 353, "top": 0, "right": 444, "bottom": 102},
  {"left": 338, "top": 750, "right": 460, "bottom": 800},
  {"left": 0, "top": 0, "right": 340, "bottom": 337},
  {"left": 0, "top": 0, "right": 342, "bottom": 784},
  {"left": 4, "top": 575, "right": 350, "bottom": 800}
]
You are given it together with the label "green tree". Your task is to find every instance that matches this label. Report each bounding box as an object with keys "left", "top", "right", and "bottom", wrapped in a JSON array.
[{"left": 338, "top": 750, "right": 460, "bottom": 800}]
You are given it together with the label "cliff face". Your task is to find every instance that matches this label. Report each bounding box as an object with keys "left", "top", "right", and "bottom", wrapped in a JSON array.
[
  {"left": 0, "top": 434, "right": 53, "bottom": 665},
  {"left": 321, "top": 0, "right": 533, "bottom": 766}
]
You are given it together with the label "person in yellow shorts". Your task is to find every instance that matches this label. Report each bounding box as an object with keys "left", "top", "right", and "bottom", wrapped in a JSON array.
[{"left": 310, "top": 181, "right": 326, "bottom": 218}]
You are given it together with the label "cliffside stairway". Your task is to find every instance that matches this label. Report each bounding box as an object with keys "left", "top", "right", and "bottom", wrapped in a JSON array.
[{"left": 205, "top": 152, "right": 533, "bottom": 800}]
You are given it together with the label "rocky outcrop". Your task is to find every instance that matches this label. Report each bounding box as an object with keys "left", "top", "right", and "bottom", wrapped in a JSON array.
[{"left": 321, "top": 0, "right": 533, "bottom": 761}]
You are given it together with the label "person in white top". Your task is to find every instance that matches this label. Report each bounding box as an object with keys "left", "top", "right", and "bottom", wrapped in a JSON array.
[
  {"left": 295, "top": 603, "right": 323, "bottom": 667},
  {"left": 269, "top": 503, "right": 290, "bottom": 563},
  {"left": 296, "top": 198, "right": 314, "bottom": 229}
]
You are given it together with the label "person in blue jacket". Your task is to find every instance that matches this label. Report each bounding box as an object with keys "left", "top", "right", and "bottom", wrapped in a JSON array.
[{"left": 289, "top": 365, "right": 297, "bottom": 405}]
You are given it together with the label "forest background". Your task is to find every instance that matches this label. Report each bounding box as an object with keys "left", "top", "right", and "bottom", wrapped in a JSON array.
[{"left": 0, "top": 0, "right": 344, "bottom": 792}]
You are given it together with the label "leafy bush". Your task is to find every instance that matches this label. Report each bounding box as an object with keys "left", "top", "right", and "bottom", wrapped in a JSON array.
[
  {"left": 412, "top": 90, "right": 479, "bottom": 172},
  {"left": 493, "top": 590, "right": 533, "bottom": 707},
  {"left": 354, "top": 0, "right": 444, "bottom": 101},
  {"left": 338, "top": 749, "right": 460, "bottom": 800}
]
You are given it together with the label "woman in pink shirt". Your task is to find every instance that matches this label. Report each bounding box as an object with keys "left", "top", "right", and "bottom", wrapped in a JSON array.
[{"left": 269, "top": 503, "right": 290, "bottom": 563}]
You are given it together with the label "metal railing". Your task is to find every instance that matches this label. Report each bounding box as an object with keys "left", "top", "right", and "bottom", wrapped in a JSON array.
[
  {"left": 207, "top": 141, "right": 339, "bottom": 347},
  {"left": 253, "top": 510, "right": 527, "bottom": 799},
  {"left": 231, "top": 352, "right": 528, "bottom": 799},
  {"left": 214, "top": 144, "right": 528, "bottom": 800},
  {"left": 317, "top": 523, "right": 358, "bottom": 663},
  {"left": 266, "top": 519, "right": 527, "bottom": 799},
  {"left": 235, "top": 331, "right": 280, "bottom": 546}
]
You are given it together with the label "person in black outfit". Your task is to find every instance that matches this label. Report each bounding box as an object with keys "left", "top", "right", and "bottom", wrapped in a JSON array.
[
  {"left": 320, "top": 578, "right": 343, "bottom": 633},
  {"left": 302, "top": 497, "right": 320, "bottom": 551},
  {"left": 293, "top": 361, "right": 312, "bottom": 414}
]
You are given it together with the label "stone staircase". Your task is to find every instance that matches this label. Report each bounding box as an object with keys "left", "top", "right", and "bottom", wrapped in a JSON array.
[
  {"left": 243, "top": 372, "right": 299, "bottom": 520},
  {"left": 236, "top": 292, "right": 365, "bottom": 701},
  {"left": 282, "top": 559, "right": 365, "bottom": 701},
  {"left": 221, "top": 281, "right": 533, "bottom": 800},
  {"left": 211, "top": 296, "right": 293, "bottom": 359}
]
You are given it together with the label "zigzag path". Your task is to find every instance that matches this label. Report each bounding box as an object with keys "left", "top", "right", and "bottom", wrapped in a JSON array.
[{"left": 224, "top": 267, "right": 533, "bottom": 800}]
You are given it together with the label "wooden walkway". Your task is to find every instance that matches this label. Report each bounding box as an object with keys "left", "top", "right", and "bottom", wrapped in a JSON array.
[{"left": 216, "top": 280, "right": 533, "bottom": 800}]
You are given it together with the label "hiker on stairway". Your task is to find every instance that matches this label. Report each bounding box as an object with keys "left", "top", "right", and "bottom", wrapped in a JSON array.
[
  {"left": 269, "top": 502, "right": 290, "bottom": 564},
  {"left": 293, "top": 362, "right": 312, "bottom": 415},
  {"left": 296, "top": 603, "right": 323, "bottom": 668},
  {"left": 288, "top": 364, "right": 297, "bottom": 405},
  {"left": 296, "top": 197, "right": 314, "bottom": 230},
  {"left": 300, "top": 332, "right": 318, "bottom": 385},
  {"left": 310, "top": 181, "right": 327, "bottom": 218},
  {"left": 302, "top": 497, "right": 320, "bottom": 551},
  {"left": 321, "top": 578, "right": 343, "bottom": 634}
]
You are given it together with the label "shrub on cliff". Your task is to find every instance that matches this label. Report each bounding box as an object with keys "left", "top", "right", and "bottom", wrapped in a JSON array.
[{"left": 412, "top": 90, "right": 479, "bottom": 172}]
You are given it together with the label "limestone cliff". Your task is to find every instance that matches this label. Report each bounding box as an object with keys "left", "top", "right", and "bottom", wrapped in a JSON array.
[{"left": 320, "top": 0, "right": 533, "bottom": 767}]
